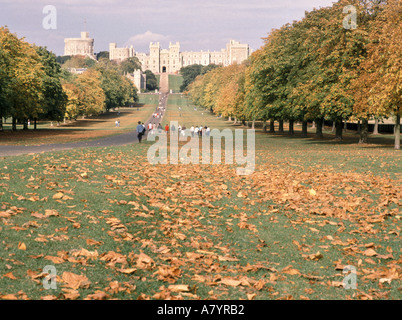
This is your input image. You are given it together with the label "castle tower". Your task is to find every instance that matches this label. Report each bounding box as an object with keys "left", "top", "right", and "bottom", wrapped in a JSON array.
[
  {"left": 64, "top": 31, "right": 95, "bottom": 59},
  {"left": 109, "top": 43, "right": 117, "bottom": 60},
  {"left": 149, "top": 42, "right": 161, "bottom": 73},
  {"left": 169, "top": 42, "right": 181, "bottom": 73}
]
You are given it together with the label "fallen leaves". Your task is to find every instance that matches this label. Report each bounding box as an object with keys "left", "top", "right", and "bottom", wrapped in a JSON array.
[
  {"left": 17, "top": 242, "right": 26, "bottom": 251},
  {"left": 136, "top": 253, "right": 155, "bottom": 270},
  {"left": 62, "top": 272, "right": 91, "bottom": 290}
]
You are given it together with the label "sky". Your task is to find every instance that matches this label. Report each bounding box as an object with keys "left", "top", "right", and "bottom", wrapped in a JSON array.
[{"left": 0, "top": 0, "right": 336, "bottom": 56}]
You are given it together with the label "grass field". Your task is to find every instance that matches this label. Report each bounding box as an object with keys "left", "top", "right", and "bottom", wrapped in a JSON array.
[
  {"left": 0, "top": 94, "right": 159, "bottom": 146},
  {"left": 0, "top": 94, "right": 400, "bottom": 300},
  {"left": 168, "top": 75, "right": 183, "bottom": 93}
]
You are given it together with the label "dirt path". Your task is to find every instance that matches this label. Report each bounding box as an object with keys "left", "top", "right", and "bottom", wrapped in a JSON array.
[{"left": 0, "top": 76, "right": 170, "bottom": 158}]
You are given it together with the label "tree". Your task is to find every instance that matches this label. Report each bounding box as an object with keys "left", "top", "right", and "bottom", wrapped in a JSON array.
[
  {"left": 0, "top": 27, "right": 45, "bottom": 131},
  {"left": 35, "top": 46, "right": 67, "bottom": 127},
  {"left": 180, "top": 64, "right": 219, "bottom": 92},
  {"left": 354, "top": 0, "right": 401, "bottom": 149},
  {"left": 120, "top": 57, "right": 141, "bottom": 74},
  {"left": 74, "top": 69, "right": 105, "bottom": 117},
  {"left": 144, "top": 70, "right": 158, "bottom": 92},
  {"left": 96, "top": 51, "right": 109, "bottom": 60}
]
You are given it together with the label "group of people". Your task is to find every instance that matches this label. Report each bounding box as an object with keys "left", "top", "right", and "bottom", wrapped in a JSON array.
[
  {"left": 142, "top": 123, "right": 211, "bottom": 137},
  {"left": 189, "top": 125, "right": 211, "bottom": 137}
]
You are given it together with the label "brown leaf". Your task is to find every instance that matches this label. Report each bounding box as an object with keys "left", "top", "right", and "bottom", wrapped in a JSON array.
[
  {"left": 18, "top": 242, "right": 26, "bottom": 251},
  {"left": 44, "top": 256, "right": 65, "bottom": 264},
  {"left": 136, "top": 253, "right": 155, "bottom": 270},
  {"left": 282, "top": 266, "right": 301, "bottom": 276},
  {"left": 363, "top": 248, "right": 377, "bottom": 257},
  {"left": 117, "top": 268, "right": 137, "bottom": 274},
  {"left": 3, "top": 272, "right": 17, "bottom": 280},
  {"left": 85, "top": 291, "right": 110, "bottom": 300},
  {"left": 168, "top": 284, "right": 190, "bottom": 292},
  {"left": 41, "top": 295, "right": 58, "bottom": 300},
  {"left": 62, "top": 272, "right": 91, "bottom": 290},
  {"left": 220, "top": 278, "right": 242, "bottom": 287}
]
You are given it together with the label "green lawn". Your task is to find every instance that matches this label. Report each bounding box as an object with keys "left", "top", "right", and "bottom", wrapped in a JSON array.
[
  {"left": 0, "top": 94, "right": 400, "bottom": 300},
  {"left": 168, "top": 75, "right": 183, "bottom": 93}
]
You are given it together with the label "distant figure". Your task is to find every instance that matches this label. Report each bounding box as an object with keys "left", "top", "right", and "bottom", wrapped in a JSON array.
[
  {"left": 206, "top": 126, "right": 210, "bottom": 137},
  {"left": 115, "top": 120, "right": 119, "bottom": 127},
  {"left": 158, "top": 123, "right": 163, "bottom": 133},
  {"left": 190, "top": 126, "right": 195, "bottom": 137},
  {"left": 165, "top": 124, "right": 170, "bottom": 134},
  {"left": 136, "top": 121, "right": 144, "bottom": 143},
  {"left": 171, "top": 124, "right": 176, "bottom": 132}
]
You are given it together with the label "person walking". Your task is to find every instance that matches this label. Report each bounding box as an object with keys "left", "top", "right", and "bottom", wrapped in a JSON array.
[
  {"left": 136, "top": 121, "right": 144, "bottom": 143},
  {"left": 165, "top": 123, "right": 170, "bottom": 134},
  {"left": 190, "top": 125, "right": 195, "bottom": 137}
]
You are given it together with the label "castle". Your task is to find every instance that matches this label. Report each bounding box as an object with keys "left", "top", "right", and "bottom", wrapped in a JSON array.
[
  {"left": 64, "top": 32, "right": 96, "bottom": 60},
  {"left": 109, "top": 40, "right": 250, "bottom": 74},
  {"left": 64, "top": 32, "right": 250, "bottom": 89}
]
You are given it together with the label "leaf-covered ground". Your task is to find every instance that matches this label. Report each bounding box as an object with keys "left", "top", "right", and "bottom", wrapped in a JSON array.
[{"left": 0, "top": 95, "right": 400, "bottom": 300}]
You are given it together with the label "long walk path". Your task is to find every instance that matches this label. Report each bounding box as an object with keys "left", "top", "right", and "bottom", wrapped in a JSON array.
[{"left": 0, "top": 74, "right": 170, "bottom": 158}]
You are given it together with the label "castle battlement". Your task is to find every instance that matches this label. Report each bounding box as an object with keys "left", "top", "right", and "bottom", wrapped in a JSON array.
[{"left": 109, "top": 39, "right": 249, "bottom": 74}]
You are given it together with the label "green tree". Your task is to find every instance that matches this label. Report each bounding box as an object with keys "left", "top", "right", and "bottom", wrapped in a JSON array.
[
  {"left": 35, "top": 46, "right": 67, "bottom": 127},
  {"left": 0, "top": 27, "right": 45, "bottom": 131},
  {"left": 144, "top": 70, "right": 158, "bottom": 92},
  {"left": 120, "top": 57, "right": 141, "bottom": 74}
]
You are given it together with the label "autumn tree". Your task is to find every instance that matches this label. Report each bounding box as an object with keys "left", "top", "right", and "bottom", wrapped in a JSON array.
[{"left": 0, "top": 27, "right": 45, "bottom": 131}]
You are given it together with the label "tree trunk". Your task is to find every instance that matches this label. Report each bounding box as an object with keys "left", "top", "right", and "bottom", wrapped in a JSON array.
[
  {"left": 262, "top": 120, "right": 267, "bottom": 132},
  {"left": 332, "top": 121, "right": 336, "bottom": 133},
  {"left": 357, "top": 120, "right": 361, "bottom": 134},
  {"left": 23, "top": 119, "right": 28, "bottom": 130},
  {"left": 34, "top": 118, "right": 37, "bottom": 130},
  {"left": 395, "top": 114, "right": 400, "bottom": 150},
  {"left": 228, "top": 116, "right": 232, "bottom": 122},
  {"left": 335, "top": 119, "right": 343, "bottom": 140},
  {"left": 359, "top": 118, "right": 369, "bottom": 144},
  {"left": 234, "top": 117, "right": 237, "bottom": 125},
  {"left": 12, "top": 117, "right": 17, "bottom": 131},
  {"left": 289, "top": 120, "right": 294, "bottom": 135},
  {"left": 0, "top": 117, "right": 3, "bottom": 131},
  {"left": 315, "top": 118, "right": 323, "bottom": 138},
  {"left": 242, "top": 120, "right": 246, "bottom": 126},
  {"left": 312, "top": 121, "right": 316, "bottom": 129},
  {"left": 343, "top": 120, "right": 348, "bottom": 133},
  {"left": 302, "top": 121, "right": 308, "bottom": 137},
  {"left": 278, "top": 120, "right": 284, "bottom": 133},
  {"left": 251, "top": 119, "right": 255, "bottom": 129},
  {"left": 373, "top": 119, "right": 379, "bottom": 135},
  {"left": 269, "top": 120, "right": 275, "bottom": 133}
]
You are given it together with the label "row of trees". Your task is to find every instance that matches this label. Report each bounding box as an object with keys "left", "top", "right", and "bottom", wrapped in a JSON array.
[
  {"left": 186, "top": 0, "right": 401, "bottom": 149},
  {"left": 0, "top": 27, "right": 140, "bottom": 130}
]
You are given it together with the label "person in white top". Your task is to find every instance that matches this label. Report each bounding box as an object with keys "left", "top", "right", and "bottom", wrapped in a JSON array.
[
  {"left": 206, "top": 126, "right": 211, "bottom": 136},
  {"left": 194, "top": 126, "right": 199, "bottom": 136},
  {"left": 148, "top": 122, "right": 153, "bottom": 134},
  {"left": 190, "top": 126, "right": 195, "bottom": 137}
]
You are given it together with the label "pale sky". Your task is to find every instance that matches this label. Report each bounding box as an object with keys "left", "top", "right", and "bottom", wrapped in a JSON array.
[{"left": 0, "top": 0, "right": 336, "bottom": 56}]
